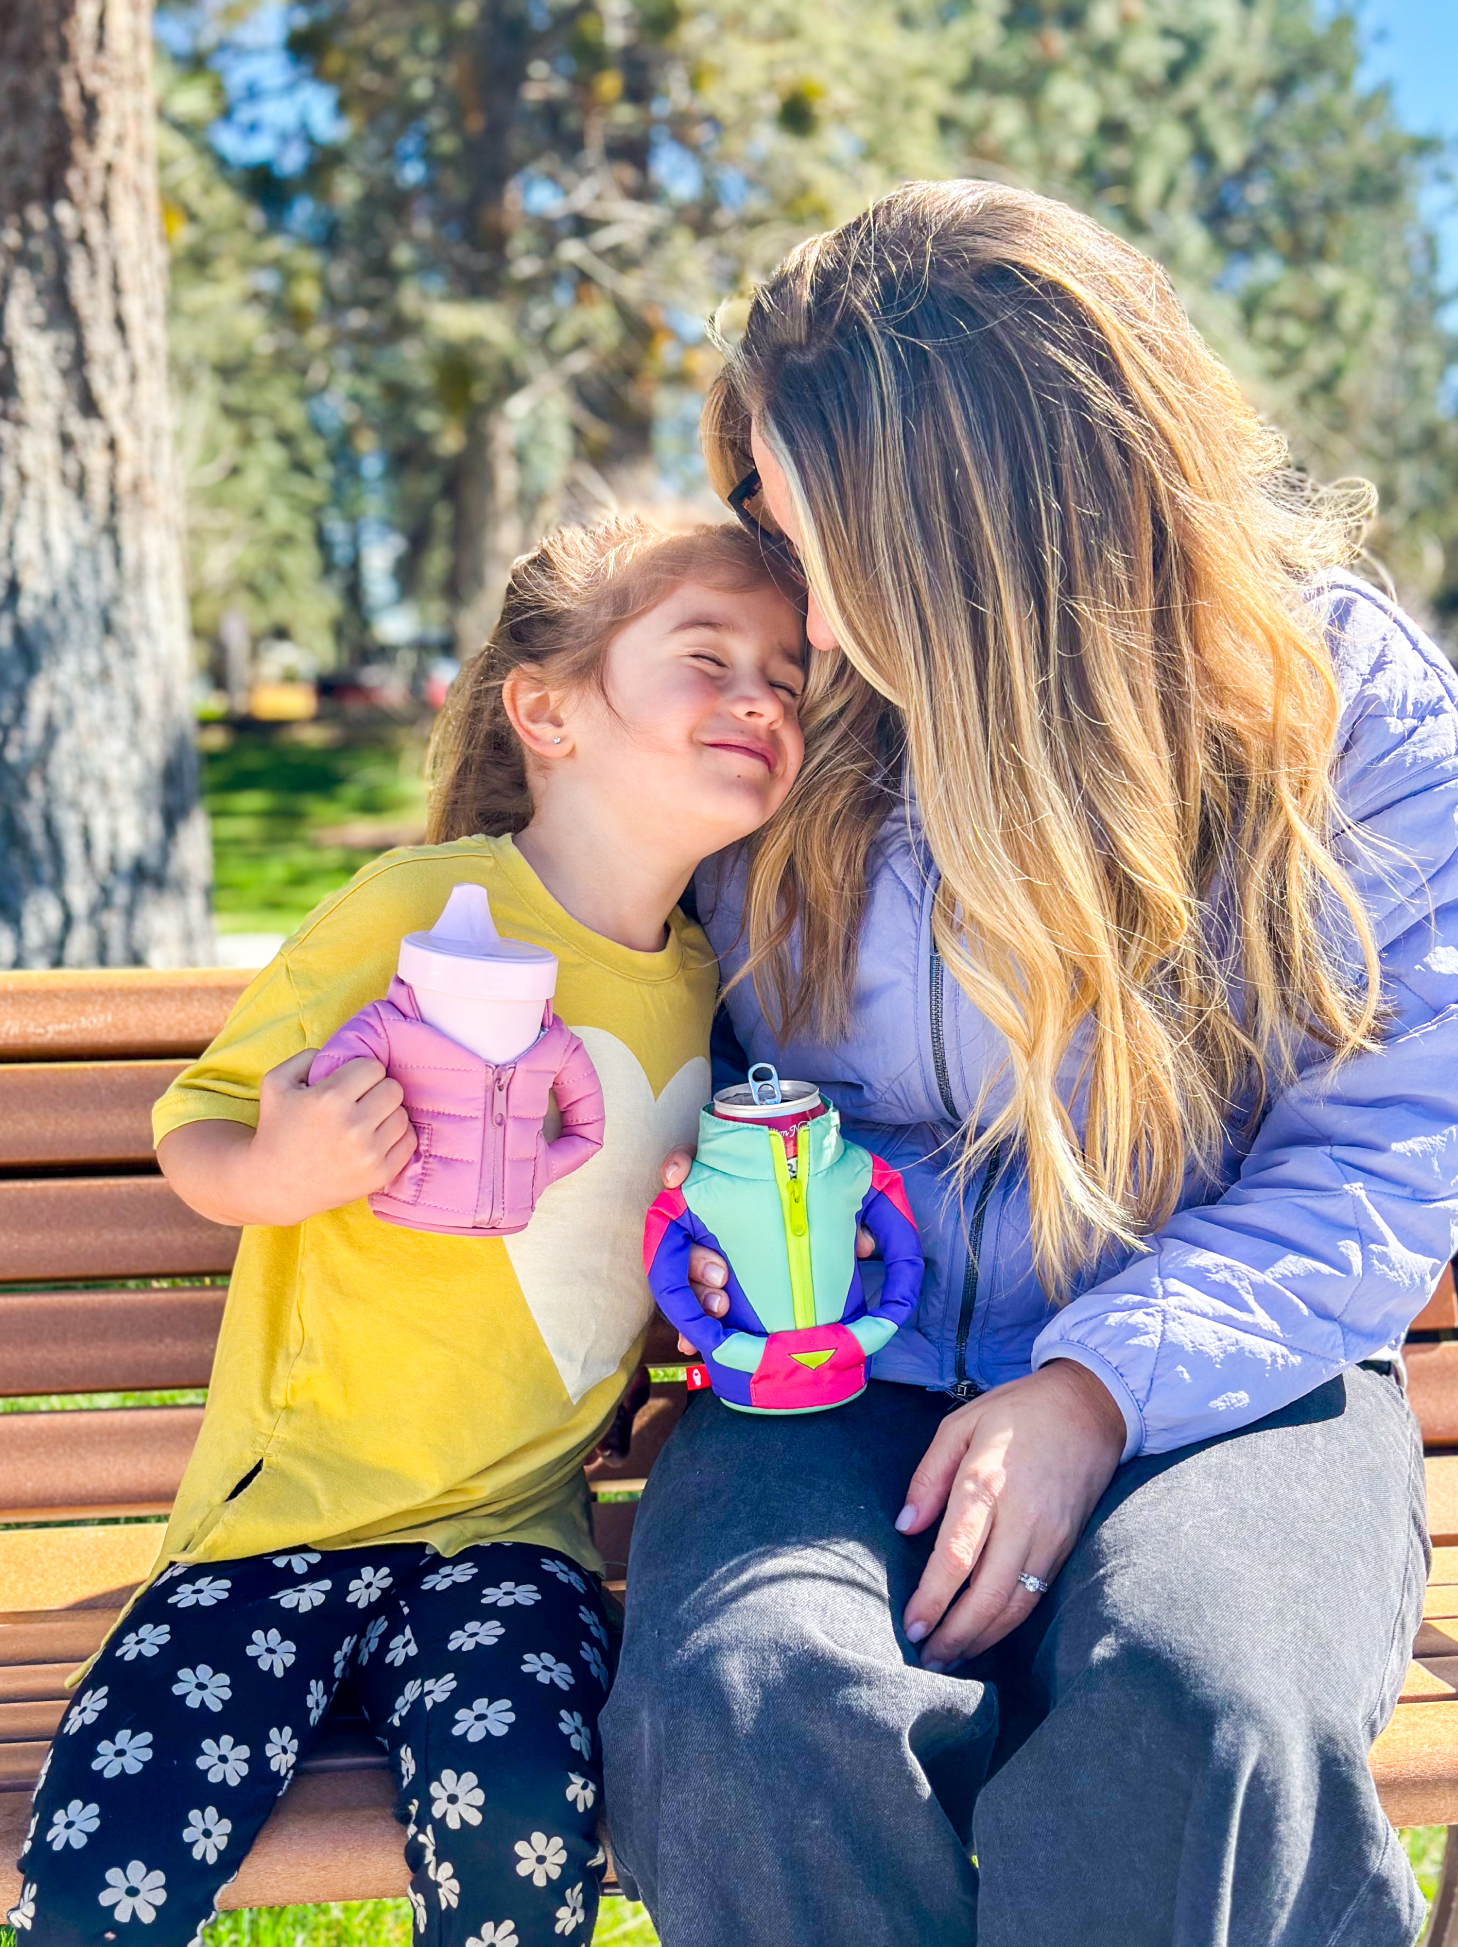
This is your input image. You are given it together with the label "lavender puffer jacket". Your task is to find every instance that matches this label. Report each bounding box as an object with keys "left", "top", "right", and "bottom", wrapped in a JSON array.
[
  {"left": 699, "top": 578, "right": 1458, "bottom": 1459},
  {"left": 309, "top": 976, "right": 605, "bottom": 1237}
]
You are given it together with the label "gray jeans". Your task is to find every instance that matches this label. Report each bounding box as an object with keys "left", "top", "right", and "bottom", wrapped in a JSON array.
[{"left": 601, "top": 1368, "right": 1429, "bottom": 1946}]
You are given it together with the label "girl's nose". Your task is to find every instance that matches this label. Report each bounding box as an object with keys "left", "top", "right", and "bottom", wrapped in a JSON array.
[{"left": 731, "top": 673, "right": 786, "bottom": 724}]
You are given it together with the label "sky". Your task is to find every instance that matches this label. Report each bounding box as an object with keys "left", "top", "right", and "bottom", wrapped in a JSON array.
[{"left": 1353, "top": 0, "right": 1458, "bottom": 281}]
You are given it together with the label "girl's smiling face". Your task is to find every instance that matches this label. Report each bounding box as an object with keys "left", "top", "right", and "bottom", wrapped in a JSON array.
[{"left": 515, "top": 574, "right": 806, "bottom": 863}]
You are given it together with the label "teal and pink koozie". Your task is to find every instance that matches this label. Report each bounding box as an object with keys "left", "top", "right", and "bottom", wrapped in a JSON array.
[{"left": 642, "top": 1065, "right": 923, "bottom": 1414}]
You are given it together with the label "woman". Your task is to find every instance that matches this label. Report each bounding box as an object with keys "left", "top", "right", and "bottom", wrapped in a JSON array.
[{"left": 599, "top": 180, "right": 1458, "bottom": 1946}]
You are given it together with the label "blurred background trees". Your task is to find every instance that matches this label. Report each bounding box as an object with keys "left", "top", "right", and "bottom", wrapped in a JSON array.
[{"left": 156, "top": 0, "right": 1455, "bottom": 676}]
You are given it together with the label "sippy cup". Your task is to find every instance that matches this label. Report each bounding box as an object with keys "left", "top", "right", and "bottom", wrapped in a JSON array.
[
  {"left": 309, "top": 883, "right": 604, "bottom": 1237},
  {"left": 642, "top": 1064, "right": 924, "bottom": 1413}
]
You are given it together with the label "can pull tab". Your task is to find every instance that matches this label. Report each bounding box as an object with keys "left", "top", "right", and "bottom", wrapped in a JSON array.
[{"left": 747, "top": 1062, "right": 783, "bottom": 1107}]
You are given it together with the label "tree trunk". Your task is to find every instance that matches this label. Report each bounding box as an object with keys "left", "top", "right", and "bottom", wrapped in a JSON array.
[{"left": 0, "top": 0, "right": 211, "bottom": 968}]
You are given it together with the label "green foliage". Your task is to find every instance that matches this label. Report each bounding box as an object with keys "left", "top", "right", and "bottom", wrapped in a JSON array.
[
  {"left": 160, "top": 0, "right": 1458, "bottom": 655},
  {"left": 202, "top": 723, "right": 428, "bottom": 934},
  {"left": 158, "top": 51, "right": 341, "bottom": 663},
  {"left": 192, "top": 1895, "right": 658, "bottom": 1945}
]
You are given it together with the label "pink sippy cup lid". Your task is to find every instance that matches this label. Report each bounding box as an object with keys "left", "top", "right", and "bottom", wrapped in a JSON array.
[{"left": 397, "top": 883, "right": 558, "bottom": 1002}]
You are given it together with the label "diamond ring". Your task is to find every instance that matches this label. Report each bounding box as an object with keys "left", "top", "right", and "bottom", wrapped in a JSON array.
[{"left": 1016, "top": 1571, "right": 1050, "bottom": 1596}]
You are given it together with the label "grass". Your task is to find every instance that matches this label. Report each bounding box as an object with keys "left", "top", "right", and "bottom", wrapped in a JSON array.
[
  {"left": 202, "top": 721, "right": 429, "bottom": 935},
  {"left": 0, "top": 1897, "right": 658, "bottom": 1946}
]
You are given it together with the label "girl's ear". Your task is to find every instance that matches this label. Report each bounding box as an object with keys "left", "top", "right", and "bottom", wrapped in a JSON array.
[{"left": 502, "top": 669, "right": 572, "bottom": 757}]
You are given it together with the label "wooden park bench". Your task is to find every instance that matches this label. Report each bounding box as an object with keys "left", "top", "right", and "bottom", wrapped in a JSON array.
[{"left": 3, "top": 965, "right": 1458, "bottom": 1932}]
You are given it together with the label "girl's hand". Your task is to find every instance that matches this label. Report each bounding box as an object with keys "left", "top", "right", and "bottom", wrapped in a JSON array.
[
  {"left": 897, "top": 1361, "right": 1126, "bottom": 1667},
  {"left": 158, "top": 1048, "right": 417, "bottom": 1229},
  {"left": 660, "top": 1145, "right": 876, "bottom": 1357}
]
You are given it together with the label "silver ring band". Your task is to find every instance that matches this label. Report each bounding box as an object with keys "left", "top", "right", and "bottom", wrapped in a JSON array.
[{"left": 1016, "top": 1571, "right": 1050, "bottom": 1596}]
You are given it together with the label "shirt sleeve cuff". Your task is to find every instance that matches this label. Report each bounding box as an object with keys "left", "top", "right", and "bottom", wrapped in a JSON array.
[{"left": 1030, "top": 1340, "right": 1144, "bottom": 1463}]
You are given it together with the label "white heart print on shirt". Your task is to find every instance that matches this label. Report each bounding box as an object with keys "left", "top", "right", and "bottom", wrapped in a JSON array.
[{"left": 501, "top": 1028, "right": 709, "bottom": 1403}]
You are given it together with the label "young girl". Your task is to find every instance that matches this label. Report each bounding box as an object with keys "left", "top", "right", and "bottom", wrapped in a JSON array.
[{"left": 10, "top": 517, "right": 806, "bottom": 1947}]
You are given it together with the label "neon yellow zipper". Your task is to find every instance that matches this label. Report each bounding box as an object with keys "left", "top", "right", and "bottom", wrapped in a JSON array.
[{"left": 770, "top": 1129, "right": 816, "bottom": 1330}]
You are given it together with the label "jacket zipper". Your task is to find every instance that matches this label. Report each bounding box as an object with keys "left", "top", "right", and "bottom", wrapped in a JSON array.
[
  {"left": 483, "top": 1068, "right": 511, "bottom": 1228},
  {"left": 930, "top": 944, "right": 1003, "bottom": 1398},
  {"left": 770, "top": 1128, "right": 816, "bottom": 1330}
]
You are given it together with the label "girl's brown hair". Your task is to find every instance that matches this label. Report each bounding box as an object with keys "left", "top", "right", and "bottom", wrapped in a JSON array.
[
  {"left": 427, "top": 514, "right": 791, "bottom": 842},
  {"left": 703, "top": 179, "right": 1381, "bottom": 1296}
]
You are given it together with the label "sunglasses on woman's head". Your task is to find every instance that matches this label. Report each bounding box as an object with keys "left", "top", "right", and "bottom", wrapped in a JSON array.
[{"left": 728, "top": 466, "right": 807, "bottom": 589}]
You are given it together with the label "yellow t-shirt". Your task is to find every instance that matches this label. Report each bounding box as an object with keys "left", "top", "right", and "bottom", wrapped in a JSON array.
[{"left": 151, "top": 835, "right": 716, "bottom": 1579}]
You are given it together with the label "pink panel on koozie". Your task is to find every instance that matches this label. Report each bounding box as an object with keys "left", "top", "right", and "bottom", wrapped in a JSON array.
[
  {"left": 748, "top": 1323, "right": 866, "bottom": 1411},
  {"left": 642, "top": 1187, "right": 688, "bottom": 1274},
  {"left": 869, "top": 1154, "right": 916, "bottom": 1228}
]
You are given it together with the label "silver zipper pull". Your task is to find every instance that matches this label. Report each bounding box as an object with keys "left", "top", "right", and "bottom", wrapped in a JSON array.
[{"left": 948, "top": 1379, "right": 981, "bottom": 1401}]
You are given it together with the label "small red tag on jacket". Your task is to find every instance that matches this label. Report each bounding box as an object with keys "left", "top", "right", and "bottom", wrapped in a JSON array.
[{"left": 685, "top": 1364, "right": 711, "bottom": 1391}]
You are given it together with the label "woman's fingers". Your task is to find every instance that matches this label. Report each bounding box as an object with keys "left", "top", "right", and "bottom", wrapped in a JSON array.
[
  {"left": 919, "top": 1530, "right": 1053, "bottom": 1669},
  {"left": 686, "top": 1244, "right": 729, "bottom": 1316},
  {"left": 677, "top": 1332, "right": 703, "bottom": 1358},
  {"left": 855, "top": 1223, "right": 876, "bottom": 1259},
  {"left": 661, "top": 1146, "right": 695, "bottom": 1189},
  {"left": 902, "top": 1453, "right": 997, "bottom": 1646},
  {"left": 894, "top": 1406, "right": 976, "bottom": 1537}
]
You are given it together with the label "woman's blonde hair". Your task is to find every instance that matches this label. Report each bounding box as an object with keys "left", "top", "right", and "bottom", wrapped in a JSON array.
[
  {"left": 703, "top": 178, "right": 1381, "bottom": 1296},
  {"left": 427, "top": 514, "right": 790, "bottom": 841}
]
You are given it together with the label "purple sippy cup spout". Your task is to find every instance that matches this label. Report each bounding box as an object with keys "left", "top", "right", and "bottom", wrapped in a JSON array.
[{"left": 431, "top": 882, "right": 501, "bottom": 953}]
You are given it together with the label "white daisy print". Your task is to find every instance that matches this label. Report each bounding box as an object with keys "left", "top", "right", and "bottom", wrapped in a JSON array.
[
  {"left": 430, "top": 1769, "right": 485, "bottom": 1830},
  {"left": 522, "top": 1651, "right": 575, "bottom": 1690},
  {"left": 385, "top": 1625, "right": 419, "bottom": 1667},
  {"left": 580, "top": 1641, "right": 609, "bottom": 1689},
  {"left": 407, "top": 1885, "right": 428, "bottom": 1934},
  {"left": 7, "top": 1882, "right": 36, "bottom": 1930},
  {"left": 554, "top": 1883, "right": 586, "bottom": 1935},
  {"left": 117, "top": 1624, "right": 171, "bottom": 1662},
  {"left": 357, "top": 1615, "right": 390, "bottom": 1663},
  {"left": 540, "top": 1558, "right": 586, "bottom": 1592},
  {"left": 586, "top": 1843, "right": 606, "bottom": 1871},
  {"left": 99, "top": 1861, "right": 167, "bottom": 1924},
  {"left": 557, "top": 1711, "right": 591, "bottom": 1758},
  {"left": 480, "top": 1582, "right": 540, "bottom": 1609},
  {"left": 273, "top": 1579, "right": 332, "bottom": 1613},
  {"left": 333, "top": 1635, "right": 358, "bottom": 1679},
  {"left": 578, "top": 1605, "right": 608, "bottom": 1645},
  {"left": 265, "top": 1726, "right": 299, "bottom": 1777},
  {"left": 307, "top": 1679, "right": 330, "bottom": 1725},
  {"left": 271, "top": 1551, "right": 321, "bottom": 1573},
  {"left": 565, "top": 1773, "right": 596, "bottom": 1813},
  {"left": 173, "top": 1665, "right": 232, "bottom": 1712},
  {"left": 398, "top": 1743, "right": 416, "bottom": 1788},
  {"left": 448, "top": 1618, "right": 505, "bottom": 1653},
  {"left": 19, "top": 1809, "right": 37, "bottom": 1858},
  {"left": 423, "top": 1673, "right": 457, "bottom": 1709},
  {"left": 435, "top": 1860, "right": 461, "bottom": 1909},
  {"left": 246, "top": 1629, "right": 297, "bottom": 1678},
  {"left": 46, "top": 1799, "right": 99, "bottom": 1850},
  {"left": 422, "top": 1559, "right": 478, "bottom": 1591},
  {"left": 416, "top": 1821, "right": 437, "bottom": 1874},
  {"left": 514, "top": 1832, "right": 567, "bottom": 1886},
  {"left": 93, "top": 1729, "right": 153, "bottom": 1779},
  {"left": 198, "top": 1736, "right": 249, "bottom": 1786},
  {"left": 466, "top": 1926, "right": 518, "bottom": 1947},
  {"left": 33, "top": 1746, "right": 52, "bottom": 1792},
  {"left": 390, "top": 1679, "right": 425, "bottom": 1726},
  {"left": 154, "top": 1562, "right": 190, "bottom": 1583},
  {"left": 66, "top": 1687, "right": 108, "bottom": 1732},
  {"left": 346, "top": 1564, "right": 393, "bottom": 1607},
  {"left": 167, "top": 1575, "right": 232, "bottom": 1609},
  {"left": 182, "top": 1807, "right": 231, "bottom": 1865},
  {"left": 453, "top": 1696, "right": 515, "bottom": 1742}
]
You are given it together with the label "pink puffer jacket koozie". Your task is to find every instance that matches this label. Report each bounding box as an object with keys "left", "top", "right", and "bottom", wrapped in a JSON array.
[{"left": 308, "top": 975, "right": 605, "bottom": 1237}]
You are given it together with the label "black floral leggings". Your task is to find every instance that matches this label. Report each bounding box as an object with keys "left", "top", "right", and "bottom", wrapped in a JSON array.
[{"left": 8, "top": 1540, "right": 610, "bottom": 1947}]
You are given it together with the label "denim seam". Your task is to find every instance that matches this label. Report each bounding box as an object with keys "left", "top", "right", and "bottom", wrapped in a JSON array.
[{"left": 1325, "top": 1818, "right": 1422, "bottom": 1947}]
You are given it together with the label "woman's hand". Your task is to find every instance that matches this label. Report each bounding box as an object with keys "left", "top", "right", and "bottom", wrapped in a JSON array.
[
  {"left": 897, "top": 1360, "right": 1126, "bottom": 1667},
  {"left": 660, "top": 1145, "right": 876, "bottom": 1355},
  {"left": 158, "top": 1049, "right": 416, "bottom": 1229}
]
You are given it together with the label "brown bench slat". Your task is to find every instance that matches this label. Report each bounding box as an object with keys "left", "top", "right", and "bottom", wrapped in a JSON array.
[
  {"left": 0, "top": 1406, "right": 204, "bottom": 1518},
  {"left": 1371, "top": 1698, "right": 1458, "bottom": 1826},
  {"left": 0, "top": 1663, "right": 78, "bottom": 1706},
  {"left": 1412, "top": 1263, "right": 1458, "bottom": 1334},
  {"left": 0, "top": 1611, "right": 120, "bottom": 1666},
  {"left": 1403, "top": 1657, "right": 1458, "bottom": 1702},
  {"left": 0, "top": 1696, "right": 63, "bottom": 1744},
  {"left": 0, "top": 969, "right": 250, "bottom": 1062},
  {"left": 1427, "top": 1453, "right": 1458, "bottom": 1543},
  {"left": 0, "top": 1741, "right": 49, "bottom": 1794},
  {"left": 0, "top": 1525, "right": 161, "bottom": 1613},
  {"left": 1408, "top": 1340, "right": 1458, "bottom": 1446},
  {"left": 0, "top": 1060, "right": 186, "bottom": 1170},
  {"left": 0, "top": 1286, "right": 225, "bottom": 1398},
  {"left": 0, "top": 1176, "right": 238, "bottom": 1282}
]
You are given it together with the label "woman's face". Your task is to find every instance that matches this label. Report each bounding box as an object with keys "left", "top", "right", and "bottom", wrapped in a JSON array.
[{"left": 749, "top": 425, "right": 839, "bottom": 656}]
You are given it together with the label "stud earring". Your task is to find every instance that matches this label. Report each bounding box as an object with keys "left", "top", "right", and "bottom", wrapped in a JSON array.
[{"left": 552, "top": 736, "right": 562, "bottom": 744}]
